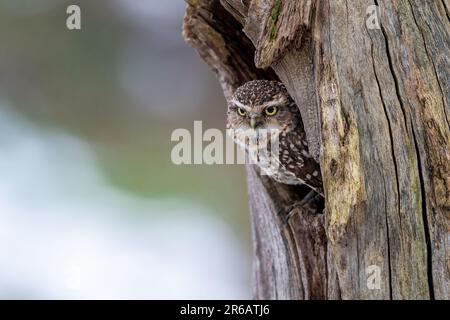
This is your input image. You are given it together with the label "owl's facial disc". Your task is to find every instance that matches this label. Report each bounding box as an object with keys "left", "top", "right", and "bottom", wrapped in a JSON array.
[{"left": 228, "top": 81, "right": 299, "bottom": 150}]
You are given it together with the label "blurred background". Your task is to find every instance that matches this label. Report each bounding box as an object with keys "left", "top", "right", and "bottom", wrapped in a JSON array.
[{"left": 0, "top": 0, "right": 251, "bottom": 299}]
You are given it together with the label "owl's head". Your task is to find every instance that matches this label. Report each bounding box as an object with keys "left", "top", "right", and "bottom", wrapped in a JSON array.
[{"left": 227, "top": 80, "right": 300, "bottom": 133}]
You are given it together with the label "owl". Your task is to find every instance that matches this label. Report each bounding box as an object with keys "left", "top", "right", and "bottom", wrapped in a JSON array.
[{"left": 227, "top": 80, "right": 323, "bottom": 196}]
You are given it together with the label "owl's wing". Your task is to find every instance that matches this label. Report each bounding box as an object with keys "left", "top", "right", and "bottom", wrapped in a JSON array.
[
  {"left": 282, "top": 130, "right": 324, "bottom": 196},
  {"left": 292, "top": 157, "right": 324, "bottom": 196}
]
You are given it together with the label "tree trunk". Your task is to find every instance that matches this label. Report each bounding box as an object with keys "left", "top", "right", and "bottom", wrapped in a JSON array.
[{"left": 183, "top": 0, "right": 450, "bottom": 299}]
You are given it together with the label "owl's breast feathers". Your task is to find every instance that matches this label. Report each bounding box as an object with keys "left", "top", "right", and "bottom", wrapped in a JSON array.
[{"left": 264, "top": 127, "right": 323, "bottom": 196}]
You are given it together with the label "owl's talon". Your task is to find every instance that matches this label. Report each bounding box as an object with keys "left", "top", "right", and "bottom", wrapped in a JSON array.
[
  {"left": 277, "top": 203, "right": 300, "bottom": 225},
  {"left": 277, "top": 190, "right": 321, "bottom": 224},
  {"left": 285, "top": 207, "right": 298, "bottom": 224}
]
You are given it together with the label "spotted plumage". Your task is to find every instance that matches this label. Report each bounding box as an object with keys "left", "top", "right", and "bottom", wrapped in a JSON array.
[{"left": 227, "top": 80, "right": 323, "bottom": 196}]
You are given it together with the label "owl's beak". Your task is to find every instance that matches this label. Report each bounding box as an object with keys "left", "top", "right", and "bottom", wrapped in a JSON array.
[{"left": 250, "top": 116, "right": 260, "bottom": 129}]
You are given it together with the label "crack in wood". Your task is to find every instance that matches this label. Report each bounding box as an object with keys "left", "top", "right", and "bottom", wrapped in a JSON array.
[
  {"left": 410, "top": 117, "right": 435, "bottom": 299},
  {"left": 370, "top": 38, "right": 395, "bottom": 301}
]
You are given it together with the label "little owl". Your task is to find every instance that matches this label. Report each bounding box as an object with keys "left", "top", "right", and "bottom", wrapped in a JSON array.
[{"left": 226, "top": 80, "right": 323, "bottom": 196}]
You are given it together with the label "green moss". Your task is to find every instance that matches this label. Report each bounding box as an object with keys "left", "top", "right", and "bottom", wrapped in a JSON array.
[
  {"left": 270, "top": 0, "right": 282, "bottom": 40},
  {"left": 187, "top": 0, "right": 199, "bottom": 6}
]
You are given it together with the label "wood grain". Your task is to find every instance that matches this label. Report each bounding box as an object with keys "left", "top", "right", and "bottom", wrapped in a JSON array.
[{"left": 183, "top": 0, "right": 450, "bottom": 299}]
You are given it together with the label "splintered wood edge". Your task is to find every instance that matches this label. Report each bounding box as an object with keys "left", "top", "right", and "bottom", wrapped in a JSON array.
[{"left": 244, "top": 0, "right": 315, "bottom": 69}]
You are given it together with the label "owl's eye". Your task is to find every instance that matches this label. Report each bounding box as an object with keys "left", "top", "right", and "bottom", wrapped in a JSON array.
[
  {"left": 265, "top": 106, "right": 278, "bottom": 116},
  {"left": 237, "top": 107, "right": 247, "bottom": 116}
]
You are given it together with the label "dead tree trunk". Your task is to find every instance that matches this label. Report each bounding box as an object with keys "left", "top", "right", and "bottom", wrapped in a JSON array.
[{"left": 183, "top": 0, "right": 450, "bottom": 299}]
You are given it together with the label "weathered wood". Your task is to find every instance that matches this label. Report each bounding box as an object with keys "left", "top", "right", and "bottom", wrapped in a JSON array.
[
  {"left": 184, "top": 0, "right": 327, "bottom": 300},
  {"left": 243, "top": 0, "right": 314, "bottom": 69},
  {"left": 183, "top": 0, "right": 450, "bottom": 299},
  {"left": 248, "top": 168, "right": 327, "bottom": 299}
]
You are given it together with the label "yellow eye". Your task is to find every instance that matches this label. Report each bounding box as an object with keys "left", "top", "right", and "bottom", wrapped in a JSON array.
[
  {"left": 265, "top": 106, "right": 278, "bottom": 116},
  {"left": 237, "top": 107, "right": 247, "bottom": 116}
]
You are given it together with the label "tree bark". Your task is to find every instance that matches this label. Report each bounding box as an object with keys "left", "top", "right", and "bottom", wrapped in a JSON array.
[{"left": 183, "top": 0, "right": 450, "bottom": 299}]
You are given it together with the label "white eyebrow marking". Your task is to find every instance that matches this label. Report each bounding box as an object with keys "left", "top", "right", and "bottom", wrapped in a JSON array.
[
  {"left": 230, "top": 98, "right": 252, "bottom": 111},
  {"left": 231, "top": 95, "right": 286, "bottom": 111},
  {"left": 255, "top": 96, "right": 286, "bottom": 109}
]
